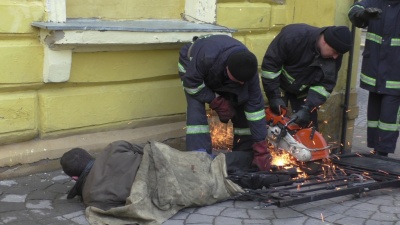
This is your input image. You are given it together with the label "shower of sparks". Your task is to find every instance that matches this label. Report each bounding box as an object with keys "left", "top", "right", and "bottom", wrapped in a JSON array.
[{"left": 209, "top": 111, "right": 233, "bottom": 151}]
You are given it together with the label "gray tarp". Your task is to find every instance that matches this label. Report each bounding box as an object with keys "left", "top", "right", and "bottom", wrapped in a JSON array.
[{"left": 86, "top": 141, "right": 244, "bottom": 225}]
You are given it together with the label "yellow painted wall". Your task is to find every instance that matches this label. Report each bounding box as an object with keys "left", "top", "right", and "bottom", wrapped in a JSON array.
[
  {"left": 66, "top": 0, "right": 185, "bottom": 20},
  {"left": 0, "top": 0, "right": 359, "bottom": 167},
  {"left": 69, "top": 50, "right": 178, "bottom": 82}
]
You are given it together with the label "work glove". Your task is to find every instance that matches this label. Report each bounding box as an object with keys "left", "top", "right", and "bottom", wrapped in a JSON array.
[
  {"left": 252, "top": 140, "right": 272, "bottom": 171},
  {"left": 269, "top": 98, "right": 286, "bottom": 115},
  {"left": 356, "top": 7, "right": 382, "bottom": 20},
  {"left": 209, "top": 96, "right": 235, "bottom": 123},
  {"left": 291, "top": 105, "right": 311, "bottom": 126}
]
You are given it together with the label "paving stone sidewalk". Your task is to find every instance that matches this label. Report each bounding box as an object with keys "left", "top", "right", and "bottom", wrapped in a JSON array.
[{"left": 2, "top": 166, "right": 400, "bottom": 225}]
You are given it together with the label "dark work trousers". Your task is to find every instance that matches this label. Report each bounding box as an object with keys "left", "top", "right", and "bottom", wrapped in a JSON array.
[
  {"left": 283, "top": 92, "right": 319, "bottom": 130},
  {"left": 184, "top": 91, "right": 213, "bottom": 153},
  {"left": 367, "top": 92, "right": 400, "bottom": 154}
]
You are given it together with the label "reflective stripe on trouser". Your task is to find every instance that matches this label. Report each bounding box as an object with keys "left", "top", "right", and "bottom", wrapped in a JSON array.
[
  {"left": 184, "top": 91, "right": 212, "bottom": 153},
  {"left": 231, "top": 105, "right": 254, "bottom": 152},
  {"left": 367, "top": 92, "right": 400, "bottom": 153}
]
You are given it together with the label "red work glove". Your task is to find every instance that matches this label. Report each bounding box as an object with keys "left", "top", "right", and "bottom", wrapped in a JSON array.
[
  {"left": 252, "top": 140, "right": 272, "bottom": 171},
  {"left": 209, "top": 96, "right": 235, "bottom": 123}
]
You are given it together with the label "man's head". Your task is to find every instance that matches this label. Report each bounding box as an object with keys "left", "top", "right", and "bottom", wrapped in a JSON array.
[
  {"left": 226, "top": 50, "right": 258, "bottom": 84},
  {"left": 320, "top": 26, "right": 352, "bottom": 59},
  {"left": 60, "top": 147, "right": 94, "bottom": 178}
]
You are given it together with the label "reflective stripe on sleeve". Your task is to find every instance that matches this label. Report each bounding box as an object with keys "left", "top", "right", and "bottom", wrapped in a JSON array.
[
  {"left": 261, "top": 70, "right": 281, "bottom": 79},
  {"left": 184, "top": 83, "right": 206, "bottom": 95},
  {"left": 178, "top": 62, "right": 186, "bottom": 73},
  {"left": 245, "top": 109, "right": 266, "bottom": 121},
  {"left": 310, "top": 86, "right": 330, "bottom": 98}
]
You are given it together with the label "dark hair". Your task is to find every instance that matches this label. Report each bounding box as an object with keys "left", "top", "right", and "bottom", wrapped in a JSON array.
[{"left": 60, "top": 148, "right": 94, "bottom": 177}]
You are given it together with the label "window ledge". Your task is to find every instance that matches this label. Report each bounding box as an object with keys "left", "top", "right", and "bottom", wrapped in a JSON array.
[
  {"left": 31, "top": 18, "right": 236, "bottom": 83},
  {"left": 32, "top": 18, "right": 235, "bottom": 50}
]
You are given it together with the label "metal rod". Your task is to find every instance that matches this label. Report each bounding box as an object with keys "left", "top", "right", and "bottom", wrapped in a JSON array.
[
  {"left": 275, "top": 179, "right": 400, "bottom": 207},
  {"left": 339, "top": 0, "right": 358, "bottom": 155}
]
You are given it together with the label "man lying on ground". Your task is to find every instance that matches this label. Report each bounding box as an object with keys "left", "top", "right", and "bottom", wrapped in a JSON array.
[{"left": 61, "top": 140, "right": 291, "bottom": 225}]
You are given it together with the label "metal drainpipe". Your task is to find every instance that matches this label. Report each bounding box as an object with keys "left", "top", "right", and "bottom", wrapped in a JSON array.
[{"left": 339, "top": 0, "right": 358, "bottom": 154}]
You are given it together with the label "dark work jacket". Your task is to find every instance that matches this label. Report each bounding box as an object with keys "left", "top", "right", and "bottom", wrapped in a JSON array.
[
  {"left": 349, "top": 0, "right": 400, "bottom": 96},
  {"left": 261, "top": 24, "right": 342, "bottom": 108},
  {"left": 82, "top": 140, "right": 143, "bottom": 211},
  {"left": 180, "top": 35, "right": 267, "bottom": 142}
]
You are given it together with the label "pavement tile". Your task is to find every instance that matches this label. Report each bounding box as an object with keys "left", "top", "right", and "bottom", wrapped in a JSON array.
[
  {"left": 322, "top": 204, "right": 351, "bottom": 214},
  {"left": 70, "top": 215, "right": 90, "bottom": 225},
  {"left": 289, "top": 203, "right": 323, "bottom": 212},
  {"left": 243, "top": 219, "right": 273, "bottom": 225},
  {"left": 28, "top": 190, "right": 58, "bottom": 200},
  {"left": 365, "top": 220, "right": 395, "bottom": 225},
  {"left": 0, "top": 210, "right": 31, "bottom": 223},
  {"left": 234, "top": 200, "right": 261, "bottom": 209},
  {"left": 247, "top": 208, "right": 276, "bottom": 219},
  {"left": 185, "top": 214, "right": 215, "bottom": 224},
  {"left": 303, "top": 217, "right": 328, "bottom": 225},
  {"left": 220, "top": 207, "right": 248, "bottom": 218},
  {"left": 169, "top": 211, "right": 190, "bottom": 220},
  {"left": 26, "top": 200, "right": 53, "bottom": 209},
  {"left": 334, "top": 216, "right": 366, "bottom": 225},
  {"left": 370, "top": 212, "right": 399, "bottom": 222},
  {"left": 273, "top": 207, "right": 304, "bottom": 219},
  {"left": 271, "top": 217, "right": 307, "bottom": 225},
  {"left": 380, "top": 205, "right": 400, "bottom": 214},
  {"left": 1, "top": 194, "right": 27, "bottom": 203},
  {"left": 343, "top": 207, "right": 375, "bottom": 219},
  {"left": 214, "top": 216, "right": 243, "bottom": 225},
  {"left": 322, "top": 213, "right": 346, "bottom": 223},
  {"left": 195, "top": 205, "right": 226, "bottom": 216},
  {"left": 162, "top": 220, "right": 185, "bottom": 225},
  {"left": 302, "top": 206, "right": 335, "bottom": 219},
  {"left": 352, "top": 202, "right": 379, "bottom": 211},
  {"left": 47, "top": 182, "right": 71, "bottom": 194},
  {"left": 0, "top": 202, "right": 25, "bottom": 213}
]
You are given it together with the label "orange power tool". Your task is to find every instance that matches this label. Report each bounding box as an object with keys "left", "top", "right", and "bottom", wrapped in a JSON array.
[{"left": 265, "top": 107, "right": 330, "bottom": 162}]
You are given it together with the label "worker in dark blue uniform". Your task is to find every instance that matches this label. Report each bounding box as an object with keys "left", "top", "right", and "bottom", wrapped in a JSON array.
[
  {"left": 261, "top": 24, "right": 352, "bottom": 130},
  {"left": 349, "top": 0, "right": 400, "bottom": 156},
  {"left": 178, "top": 35, "right": 271, "bottom": 171}
]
